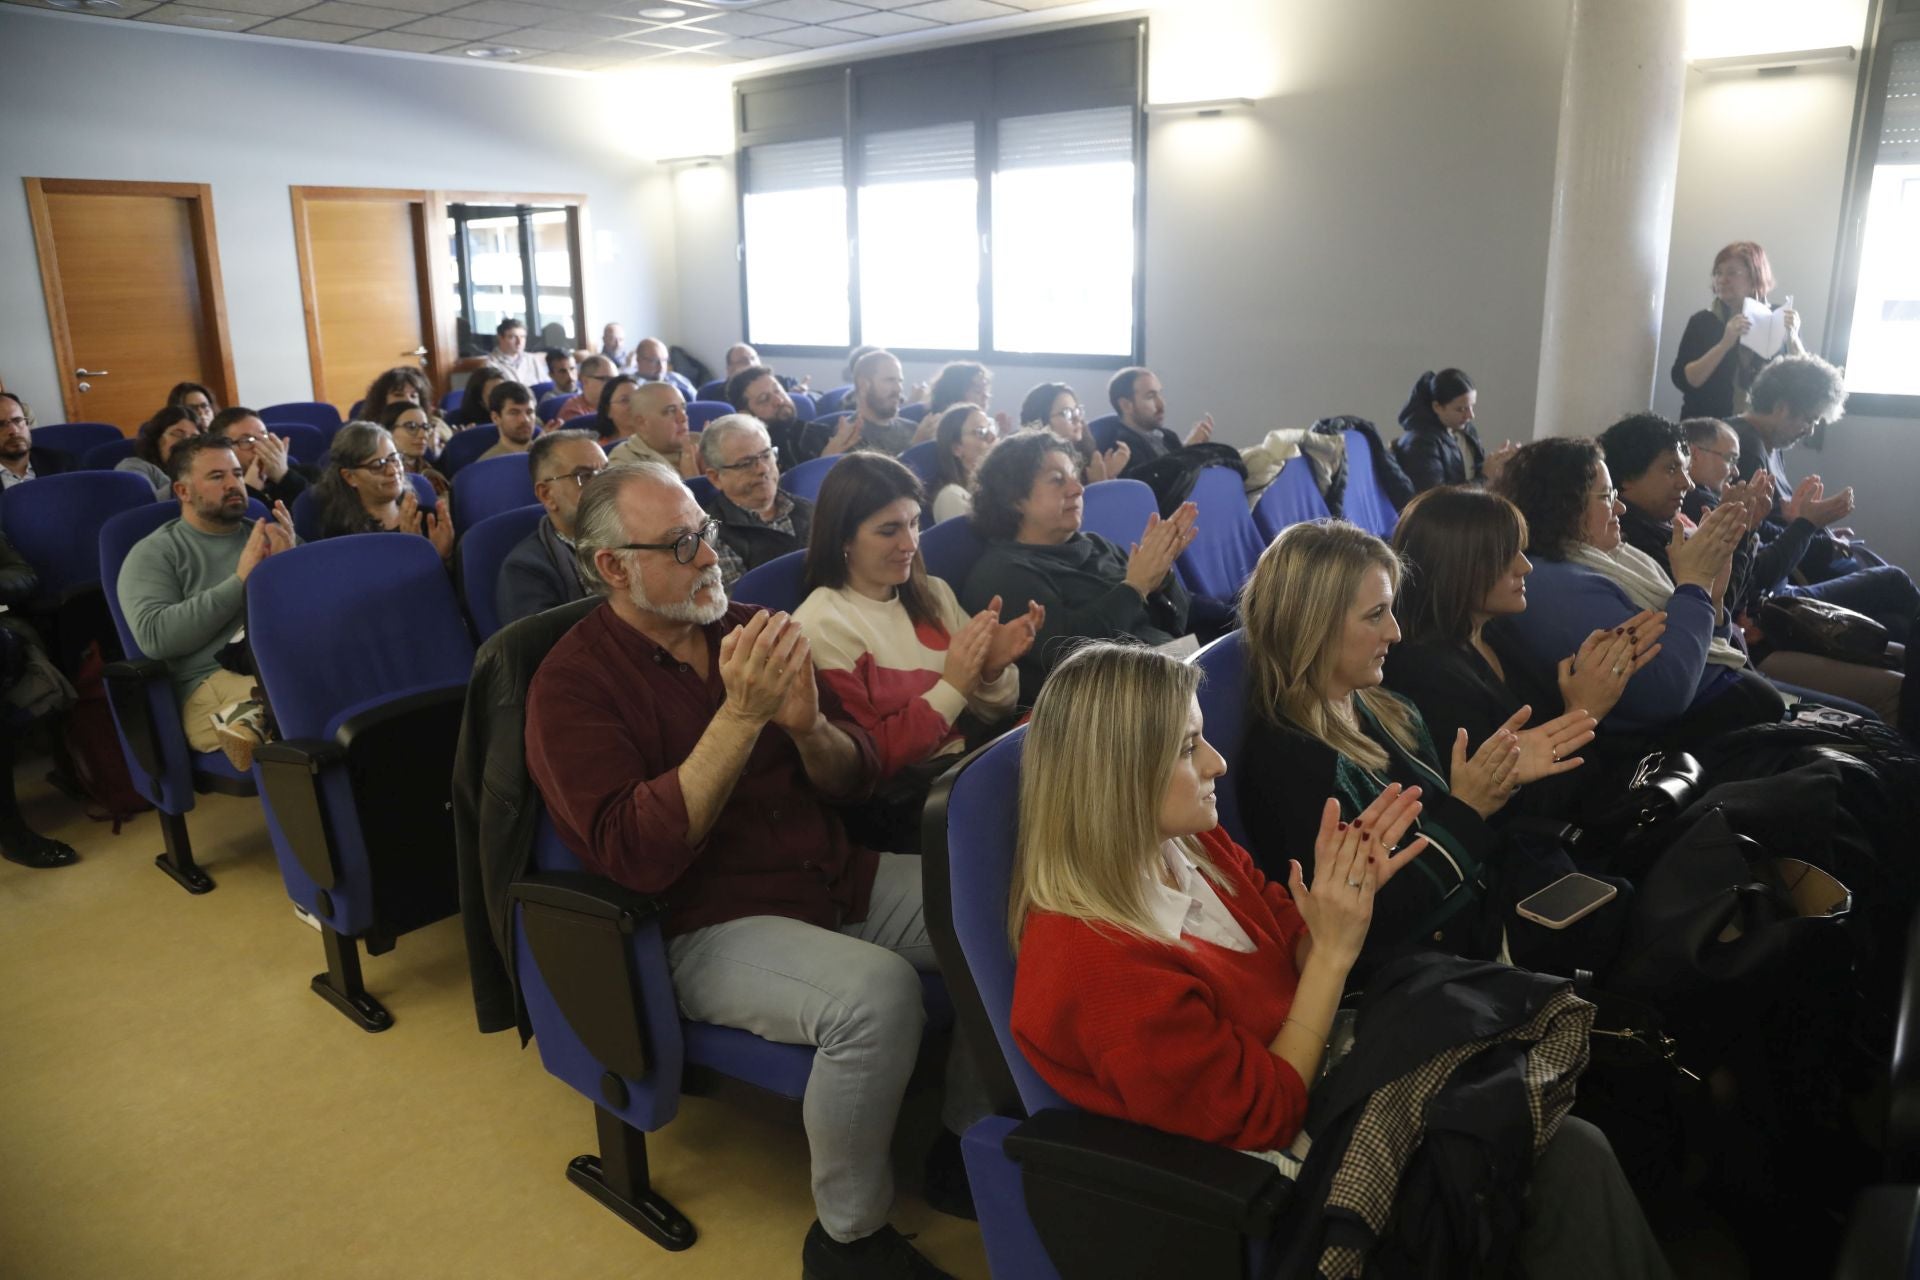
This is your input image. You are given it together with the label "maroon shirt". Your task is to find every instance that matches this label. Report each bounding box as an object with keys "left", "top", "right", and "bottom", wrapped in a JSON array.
[{"left": 525, "top": 601, "right": 880, "bottom": 937}]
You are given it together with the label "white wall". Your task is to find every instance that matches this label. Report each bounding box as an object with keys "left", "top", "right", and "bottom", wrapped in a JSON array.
[
  {"left": 667, "top": 0, "right": 1574, "bottom": 445},
  {"left": 0, "top": 8, "right": 680, "bottom": 416}
]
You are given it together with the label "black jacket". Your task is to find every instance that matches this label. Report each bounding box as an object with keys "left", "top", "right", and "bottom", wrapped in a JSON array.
[
  {"left": 496, "top": 516, "right": 588, "bottom": 629},
  {"left": 1671, "top": 305, "right": 1765, "bottom": 421},
  {"left": 1391, "top": 409, "right": 1485, "bottom": 494},
  {"left": 705, "top": 490, "right": 812, "bottom": 581},
  {"left": 1680, "top": 483, "right": 1818, "bottom": 615},
  {"left": 454, "top": 596, "right": 601, "bottom": 1035}
]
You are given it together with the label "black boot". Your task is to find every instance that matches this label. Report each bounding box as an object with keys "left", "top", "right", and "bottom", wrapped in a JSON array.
[{"left": 801, "top": 1222, "right": 955, "bottom": 1280}]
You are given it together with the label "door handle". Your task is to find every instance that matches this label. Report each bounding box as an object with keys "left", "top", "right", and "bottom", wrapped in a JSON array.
[
  {"left": 406, "top": 347, "right": 427, "bottom": 358},
  {"left": 76, "top": 368, "right": 110, "bottom": 377}
]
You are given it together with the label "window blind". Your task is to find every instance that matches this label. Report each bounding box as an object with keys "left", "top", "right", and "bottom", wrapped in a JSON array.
[
  {"left": 746, "top": 137, "right": 844, "bottom": 194},
  {"left": 1880, "top": 40, "right": 1920, "bottom": 164},
  {"left": 861, "top": 122, "right": 975, "bottom": 186},
  {"left": 997, "top": 106, "right": 1134, "bottom": 171}
]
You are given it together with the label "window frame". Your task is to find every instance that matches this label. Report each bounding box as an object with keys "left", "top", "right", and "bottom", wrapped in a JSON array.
[
  {"left": 1827, "top": 0, "right": 1920, "bottom": 418},
  {"left": 443, "top": 197, "right": 589, "bottom": 356},
  {"left": 734, "top": 19, "right": 1148, "bottom": 371}
]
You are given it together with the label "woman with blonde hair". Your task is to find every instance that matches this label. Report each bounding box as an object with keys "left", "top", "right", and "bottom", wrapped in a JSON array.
[
  {"left": 1007, "top": 642, "right": 1670, "bottom": 1277},
  {"left": 1237, "top": 521, "right": 1628, "bottom": 978}
]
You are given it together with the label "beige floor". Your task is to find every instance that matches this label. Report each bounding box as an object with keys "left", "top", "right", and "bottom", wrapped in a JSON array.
[{"left": 0, "top": 764, "right": 990, "bottom": 1280}]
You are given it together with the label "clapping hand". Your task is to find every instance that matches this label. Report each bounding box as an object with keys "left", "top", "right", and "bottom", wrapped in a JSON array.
[
  {"left": 719, "top": 611, "right": 807, "bottom": 725},
  {"left": 1097, "top": 442, "right": 1132, "bottom": 481},
  {"left": 1288, "top": 786, "right": 1430, "bottom": 965},
  {"left": 1483, "top": 440, "right": 1520, "bottom": 485},
  {"left": 1185, "top": 414, "right": 1214, "bottom": 447},
  {"left": 1784, "top": 474, "right": 1855, "bottom": 529},
  {"left": 823, "top": 417, "right": 863, "bottom": 457},
  {"left": 1124, "top": 502, "right": 1198, "bottom": 598},
  {"left": 1667, "top": 499, "right": 1745, "bottom": 590},
  {"left": 1507, "top": 705, "right": 1597, "bottom": 783},
  {"left": 979, "top": 597, "right": 1045, "bottom": 680},
  {"left": 1557, "top": 611, "right": 1664, "bottom": 722},
  {"left": 1449, "top": 710, "right": 1525, "bottom": 818}
]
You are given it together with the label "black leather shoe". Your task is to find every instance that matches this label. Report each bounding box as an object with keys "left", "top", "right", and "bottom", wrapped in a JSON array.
[
  {"left": 0, "top": 823, "right": 78, "bottom": 869},
  {"left": 801, "top": 1221, "right": 955, "bottom": 1280},
  {"left": 920, "top": 1131, "right": 976, "bottom": 1221}
]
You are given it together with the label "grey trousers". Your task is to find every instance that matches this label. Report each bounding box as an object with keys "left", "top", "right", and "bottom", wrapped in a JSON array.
[
  {"left": 1518, "top": 1115, "right": 1674, "bottom": 1279},
  {"left": 665, "top": 854, "right": 980, "bottom": 1243}
]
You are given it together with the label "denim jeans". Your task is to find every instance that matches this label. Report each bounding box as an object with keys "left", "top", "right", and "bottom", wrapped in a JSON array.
[{"left": 665, "top": 853, "right": 981, "bottom": 1243}]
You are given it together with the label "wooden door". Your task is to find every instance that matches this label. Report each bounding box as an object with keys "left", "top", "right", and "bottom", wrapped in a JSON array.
[
  {"left": 291, "top": 187, "right": 443, "bottom": 414},
  {"left": 24, "top": 179, "right": 236, "bottom": 432}
]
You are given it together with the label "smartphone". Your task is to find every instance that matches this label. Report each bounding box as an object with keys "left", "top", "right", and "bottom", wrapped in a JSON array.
[{"left": 1515, "top": 873, "right": 1618, "bottom": 930}]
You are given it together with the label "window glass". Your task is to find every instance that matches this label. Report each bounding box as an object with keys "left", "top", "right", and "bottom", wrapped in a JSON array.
[
  {"left": 744, "top": 137, "right": 850, "bottom": 348},
  {"left": 1842, "top": 39, "right": 1920, "bottom": 395},
  {"left": 858, "top": 122, "right": 978, "bottom": 350}
]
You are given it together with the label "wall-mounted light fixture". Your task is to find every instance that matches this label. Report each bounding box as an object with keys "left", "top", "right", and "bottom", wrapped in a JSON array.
[
  {"left": 1144, "top": 97, "right": 1257, "bottom": 119},
  {"left": 657, "top": 154, "right": 726, "bottom": 168},
  {"left": 1691, "top": 45, "right": 1855, "bottom": 74}
]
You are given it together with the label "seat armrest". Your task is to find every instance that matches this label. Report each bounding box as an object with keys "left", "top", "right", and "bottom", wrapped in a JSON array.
[
  {"left": 256, "top": 737, "right": 346, "bottom": 889},
  {"left": 509, "top": 871, "right": 667, "bottom": 931},
  {"left": 103, "top": 657, "right": 169, "bottom": 685},
  {"left": 1006, "top": 1108, "right": 1290, "bottom": 1235},
  {"left": 509, "top": 871, "right": 669, "bottom": 1081},
  {"left": 102, "top": 658, "right": 173, "bottom": 781},
  {"left": 329, "top": 680, "right": 469, "bottom": 745},
  {"left": 1889, "top": 905, "right": 1920, "bottom": 1180}
]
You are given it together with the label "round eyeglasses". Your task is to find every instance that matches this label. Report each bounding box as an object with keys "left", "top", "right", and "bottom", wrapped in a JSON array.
[{"left": 616, "top": 517, "right": 721, "bottom": 565}]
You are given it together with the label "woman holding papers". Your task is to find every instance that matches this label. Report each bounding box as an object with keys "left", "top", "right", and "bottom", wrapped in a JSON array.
[{"left": 1671, "top": 240, "right": 1803, "bottom": 420}]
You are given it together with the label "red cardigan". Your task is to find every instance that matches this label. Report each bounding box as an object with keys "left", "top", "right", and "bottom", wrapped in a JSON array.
[{"left": 1011, "top": 827, "right": 1314, "bottom": 1152}]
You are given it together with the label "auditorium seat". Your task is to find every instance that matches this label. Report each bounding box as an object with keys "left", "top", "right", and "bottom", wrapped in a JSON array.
[
  {"left": 1078, "top": 476, "right": 1156, "bottom": 549},
  {"left": 455, "top": 505, "right": 544, "bottom": 642},
  {"left": 537, "top": 394, "right": 572, "bottom": 423},
  {"left": 779, "top": 455, "right": 841, "bottom": 503},
  {"left": 900, "top": 403, "right": 929, "bottom": 424},
  {"left": 1, "top": 470, "right": 154, "bottom": 602},
  {"left": 1088, "top": 413, "right": 1123, "bottom": 453},
  {"left": 1191, "top": 630, "right": 1252, "bottom": 845},
  {"left": 1340, "top": 429, "right": 1399, "bottom": 537},
  {"left": 82, "top": 438, "right": 138, "bottom": 470},
  {"left": 1837, "top": 905, "right": 1920, "bottom": 1277},
  {"left": 266, "top": 422, "right": 327, "bottom": 468},
  {"left": 451, "top": 453, "right": 537, "bottom": 530},
  {"left": 440, "top": 388, "right": 465, "bottom": 414},
  {"left": 696, "top": 378, "right": 727, "bottom": 402},
  {"left": 435, "top": 426, "right": 501, "bottom": 479},
  {"left": 685, "top": 400, "right": 732, "bottom": 433},
  {"left": 814, "top": 384, "right": 853, "bottom": 417},
  {"left": 248, "top": 533, "right": 474, "bottom": 1030},
  {"left": 1252, "top": 459, "right": 1332, "bottom": 541},
  {"left": 921, "top": 513, "right": 986, "bottom": 591},
  {"left": 258, "top": 402, "right": 344, "bottom": 436},
  {"left": 530, "top": 381, "right": 555, "bottom": 398},
  {"left": 899, "top": 440, "right": 941, "bottom": 491},
  {"left": 922, "top": 727, "right": 1288, "bottom": 1279},
  {"left": 32, "top": 422, "right": 121, "bottom": 464},
  {"left": 98, "top": 499, "right": 267, "bottom": 895},
  {"left": 685, "top": 475, "right": 717, "bottom": 508},
  {"left": 730, "top": 548, "right": 807, "bottom": 613},
  {"left": 289, "top": 474, "right": 436, "bottom": 544},
  {"left": 1178, "top": 467, "right": 1265, "bottom": 623},
  {"left": 789, "top": 391, "right": 817, "bottom": 422}
]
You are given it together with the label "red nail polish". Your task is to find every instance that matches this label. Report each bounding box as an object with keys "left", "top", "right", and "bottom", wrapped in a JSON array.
[{"left": 1362, "top": 833, "right": 1372, "bottom": 843}]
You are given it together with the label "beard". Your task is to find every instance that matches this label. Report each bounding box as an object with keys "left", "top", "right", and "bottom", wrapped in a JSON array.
[
  {"left": 630, "top": 565, "right": 727, "bottom": 625},
  {"left": 193, "top": 492, "right": 248, "bottom": 527},
  {"left": 0, "top": 438, "right": 28, "bottom": 460}
]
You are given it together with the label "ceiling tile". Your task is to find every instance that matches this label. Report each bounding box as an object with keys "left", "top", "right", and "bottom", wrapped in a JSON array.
[
  {"left": 296, "top": 1, "right": 421, "bottom": 26},
  {"left": 348, "top": 26, "right": 459, "bottom": 47},
  {"left": 174, "top": 0, "right": 319, "bottom": 14},
  {"left": 754, "top": 21, "right": 859, "bottom": 46},
  {"left": 516, "top": 44, "right": 624, "bottom": 67},
  {"left": 347, "top": 0, "right": 473, "bottom": 12},
  {"left": 824, "top": 9, "right": 930, "bottom": 34},
  {"left": 247, "top": 14, "right": 376, "bottom": 37},
  {"left": 894, "top": 0, "right": 1014, "bottom": 21},
  {"left": 706, "top": 34, "right": 800, "bottom": 58},
  {"left": 750, "top": 0, "right": 872, "bottom": 23},
  {"left": 441, "top": 38, "right": 535, "bottom": 55},
  {"left": 5, "top": 0, "right": 159, "bottom": 15},
  {"left": 134, "top": 4, "right": 264, "bottom": 28},
  {"left": 689, "top": 10, "right": 796, "bottom": 36},
  {"left": 392, "top": 11, "right": 512, "bottom": 36},
  {"left": 438, "top": 0, "right": 550, "bottom": 22},
  {"left": 618, "top": 21, "right": 718, "bottom": 47},
  {"left": 534, "top": 11, "right": 639, "bottom": 35},
  {"left": 486, "top": 22, "right": 596, "bottom": 47},
  {"left": 996, "top": 0, "right": 1088, "bottom": 8}
]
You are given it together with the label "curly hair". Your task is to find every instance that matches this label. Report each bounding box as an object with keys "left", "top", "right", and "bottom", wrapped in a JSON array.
[
  {"left": 1749, "top": 354, "right": 1847, "bottom": 425},
  {"left": 135, "top": 406, "right": 199, "bottom": 467},
  {"left": 970, "top": 429, "right": 1075, "bottom": 542},
  {"left": 1490, "top": 437, "right": 1602, "bottom": 562},
  {"left": 1598, "top": 412, "right": 1686, "bottom": 486}
]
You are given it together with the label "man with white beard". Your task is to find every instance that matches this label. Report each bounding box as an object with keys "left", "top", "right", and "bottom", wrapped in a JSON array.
[{"left": 523, "top": 461, "right": 975, "bottom": 1280}]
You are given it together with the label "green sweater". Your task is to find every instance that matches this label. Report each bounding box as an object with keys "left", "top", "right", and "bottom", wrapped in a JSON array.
[{"left": 117, "top": 516, "right": 251, "bottom": 701}]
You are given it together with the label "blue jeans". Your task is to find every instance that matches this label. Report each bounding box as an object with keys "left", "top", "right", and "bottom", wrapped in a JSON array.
[{"left": 1780, "top": 564, "right": 1920, "bottom": 643}]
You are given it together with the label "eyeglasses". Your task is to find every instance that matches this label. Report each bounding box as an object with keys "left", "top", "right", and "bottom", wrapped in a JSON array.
[
  {"left": 1690, "top": 444, "right": 1738, "bottom": 465},
  {"left": 1050, "top": 406, "right": 1086, "bottom": 423},
  {"left": 717, "top": 448, "right": 775, "bottom": 473},
  {"left": 390, "top": 419, "right": 432, "bottom": 434},
  {"left": 542, "top": 465, "right": 605, "bottom": 489},
  {"left": 354, "top": 454, "right": 406, "bottom": 474},
  {"left": 965, "top": 426, "right": 997, "bottom": 442},
  {"left": 0, "top": 416, "right": 29, "bottom": 430},
  {"left": 227, "top": 434, "right": 265, "bottom": 447},
  {"left": 1590, "top": 486, "right": 1620, "bottom": 504},
  {"left": 616, "top": 518, "right": 721, "bottom": 566}
]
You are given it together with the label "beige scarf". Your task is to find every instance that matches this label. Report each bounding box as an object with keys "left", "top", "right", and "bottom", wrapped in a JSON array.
[{"left": 1568, "top": 540, "right": 1747, "bottom": 670}]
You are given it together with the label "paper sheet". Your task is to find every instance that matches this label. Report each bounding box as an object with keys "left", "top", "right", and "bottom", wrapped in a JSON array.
[{"left": 1740, "top": 295, "right": 1789, "bottom": 360}]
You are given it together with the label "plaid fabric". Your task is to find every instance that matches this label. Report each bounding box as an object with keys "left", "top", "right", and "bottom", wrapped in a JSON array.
[{"left": 1317, "top": 987, "right": 1594, "bottom": 1279}]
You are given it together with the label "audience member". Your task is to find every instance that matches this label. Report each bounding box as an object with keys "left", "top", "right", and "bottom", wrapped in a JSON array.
[
  {"left": 1017, "top": 382, "right": 1127, "bottom": 484},
  {"left": 929, "top": 404, "right": 995, "bottom": 523},
  {"left": 545, "top": 350, "right": 579, "bottom": 396},
  {"left": 379, "top": 401, "right": 451, "bottom": 501},
  {"left": 363, "top": 367, "right": 453, "bottom": 454},
  {"left": 1730, "top": 355, "right": 1920, "bottom": 639},
  {"left": 605, "top": 380, "right": 700, "bottom": 478},
  {"left": 841, "top": 344, "right": 880, "bottom": 385},
  {"left": 1679, "top": 416, "right": 1835, "bottom": 619},
  {"left": 549, "top": 354, "right": 615, "bottom": 425},
  {"left": 1672, "top": 240, "right": 1802, "bottom": 421},
  {"left": 496, "top": 429, "right": 606, "bottom": 626},
  {"left": 800, "top": 350, "right": 916, "bottom": 461},
  {"left": 208, "top": 407, "right": 310, "bottom": 509},
  {"left": 310, "top": 423, "right": 454, "bottom": 560},
  {"left": 600, "top": 322, "right": 633, "bottom": 372},
  {"left": 917, "top": 361, "right": 1010, "bottom": 443},
  {"left": 794, "top": 454, "right": 1034, "bottom": 848},
  {"left": 1391, "top": 368, "right": 1516, "bottom": 492},
  {"left": 118, "top": 436, "right": 295, "bottom": 770},
  {"left": 698, "top": 415, "right": 811, "bottom": 587},
  {"left": 118, "top": 407, "right": 203, "bottom": 498},
  {"left": 726, "top": 342, "right": 806, "bottom": 394},
  {"left": 477, "top": 382, "right": 537, "bottom": 462},
  {"left": 961, "top": 430, "right": 1194, "bottom": 702},
  {"left": 484, "top": 318, "right": 547, "bottom": 386},
  {"left": 524, "top": 462, "right": 977, "bottom": 1280},
  {"left": 452, "top": 368, "right": 506, "bottom": 429},
  {"left": 0, "top": 392, "right": 71, "bottom": 488},
  {"left": 1107, "top": 367, "right": 1212, "bottom": 471},
  {"left": 725, "top": 364, "right": 804, "bottom": 467},
  {"left": 1490, "top": 437, "right": 1788, "bottom": 740},
  {"left": 0, "top": 530, "right": 77, "bottom": 868},
  {"left": 1006, "top": 641, "right": 1669, "bottom": 1277},
  {"left": 1237, "top": 520, "right": 1632, "bottom": 981},
  {"left": 1602, "top": 413, "right": 1899, "bottom": 723},
  {"left": 166, "top": 381, "right": 219, "bottom": 431},
  {"left": 632, "top": 337, "right": 697, "bottom": 401}
]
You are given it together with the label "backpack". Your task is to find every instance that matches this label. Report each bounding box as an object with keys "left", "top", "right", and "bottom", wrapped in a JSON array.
[{"left": 63, "top": 642, "right": 152, "bottom": 832}]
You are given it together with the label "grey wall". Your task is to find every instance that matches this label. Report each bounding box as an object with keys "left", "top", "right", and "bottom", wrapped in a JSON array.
[{"left": 0, "top": 7, "right": 677, "bottom": 416}]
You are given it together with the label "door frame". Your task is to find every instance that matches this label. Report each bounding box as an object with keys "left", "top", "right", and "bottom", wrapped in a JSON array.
[
  {"left": 289, "top": 185, "right": 447, "bottom": 409},
  {"left": 23, "top": 177, "right": 238, "bottom": 424},
  {"left": 437, "top": 190, "right": 590, "bottom": 360}
]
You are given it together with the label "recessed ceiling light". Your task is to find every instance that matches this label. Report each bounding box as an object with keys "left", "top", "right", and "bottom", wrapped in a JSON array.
[
  {"left": 464, "top": 45, "right": 523, "bottom": 58},
  {"left": 638, "top": 5, "right": 685, "bottom": 16},
  {"left": 178, "top": 11, "right": 240, "bottom": 22},
  {"left": 45, "top": 0, "right": 125, "bottom": 11}
]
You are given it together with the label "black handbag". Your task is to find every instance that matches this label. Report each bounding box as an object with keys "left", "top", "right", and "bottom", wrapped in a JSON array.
[{"left": 1760, "top": 594, "right": 1890, "bottom": 662}]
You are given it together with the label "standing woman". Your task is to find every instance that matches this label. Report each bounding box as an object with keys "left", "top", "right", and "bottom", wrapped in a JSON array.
[
  {"left": 1671, "top": 241, "right": 1802, "bottom": 420},
  {"left": 929, "top": 404, "right": 996, "bottom": 523}
]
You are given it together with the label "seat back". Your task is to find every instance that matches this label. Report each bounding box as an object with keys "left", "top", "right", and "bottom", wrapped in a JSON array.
[
  {"left": 1252, "top": 459, "right": 1332, "bottom": 541},
  {"left": 2, "top": 470, "right": 155, "bottom": 596},
  {"left": 439, "top": 387, "right": 465, "bottom": 414},
  {"left": 536, "top": 393, "right": 572, "bottom": 423},
  {"left": 1078, "top": 477, "right": 1156, "bottom": 550},
  {"left": 899, "top": 440, "right": 942, "bottom": 491},
  {"left": 436, "top": 425, "right": 500, "bottom": 478},
  {"left": 730, "top": 548, "right": 808, "bottom": 612},
  {"left": 258, "top": 401, "right": 344, "bottom": 435},
  {"left": 1341, "top": 430, "right": 1398, "bottom": 537},
  {"left": 289, "top": 473, "right": 435, "bottom": 544},
  {"left": 452, "top": 453, "right": 537, "bottom": 530},
  {"left": 815, "top": 384, "right": 854, "bottom": 417},
  {"left": 33, "top": 423, "right": 122, "bottom": 463},
  {"left": 686, "top": 400, "right": 732, "bottom": 432},
  {"left": 685, "top": 475, "right": 717, "bottom": 508},
  {"left": 789, "top": 391, "right": 817, "bottom": 422},
  {"left": 1192, "top": 630, "right": 1252, "bottom": 845},
  {"left": 922, "top": 514, "right": 986, "bottom": 591},
  {"left": 82, "top": 438, "right": 139, "bottom": 470},
  {"left": 1177, "top": 466, "right": 1266, "bottom": 602},
  {"left": 696, "top": 378, "right": 728, "bottom": 402},
  {"left": 530, "top": 380, "right": 555, "bottom": 398},
  {"left": 265, "top": 422, "right": 328, "bottom": 468},
  {"left": 1088, "top": 413, "right": 1123, "bottom": 452},
  {"left": 780, "top": 454, "right": 841, "bottom": 502},
  {"left": 901, "top": 402, "right": 930, "bottom": 424},
  {"left": 457, "top": 505, "right": 545, "bottom": 641}
]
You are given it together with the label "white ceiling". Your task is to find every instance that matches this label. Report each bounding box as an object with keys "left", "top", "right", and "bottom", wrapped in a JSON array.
[{"left": 3, "top": 0, "right": 1094, "bottom": 71}]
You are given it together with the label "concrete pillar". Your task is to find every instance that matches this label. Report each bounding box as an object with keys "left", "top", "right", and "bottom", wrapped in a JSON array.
[{"left": 1533, "top": 0, "right": 1687, "bottom": 437}]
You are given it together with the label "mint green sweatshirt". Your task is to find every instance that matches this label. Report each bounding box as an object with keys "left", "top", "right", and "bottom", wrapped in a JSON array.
[{"left": 116, "top": 516, "right": 251, "bottom": 701}]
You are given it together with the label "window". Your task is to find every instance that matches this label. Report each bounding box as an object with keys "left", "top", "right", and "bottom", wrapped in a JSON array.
[
  {"left": 736, "top": 21, "right": 1144, "bottom": 365},
  {"left": 743, "top": 138, "right": 850, "bottom": 349},
  {"left": 446, "top": 203, "right": 584, "bottom": 355},
  {"left": 1832, "top": 10, "right": 1920, "bottom": 413}
]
